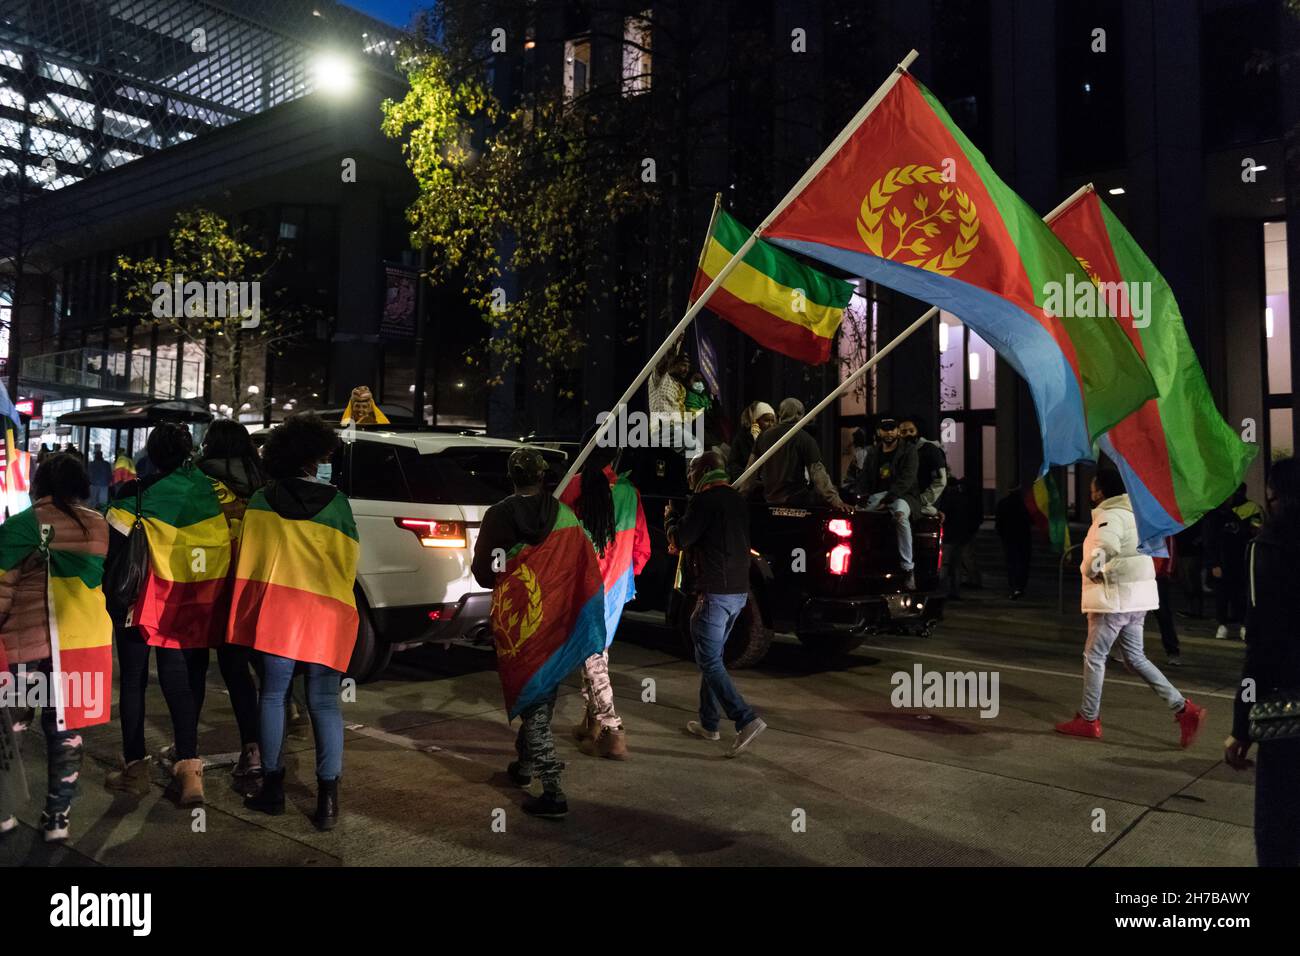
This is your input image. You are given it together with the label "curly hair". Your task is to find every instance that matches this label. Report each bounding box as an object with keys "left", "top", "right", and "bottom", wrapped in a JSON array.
[
  {"left": 262, "top": 413, "right": 340, "bottom": 481},
  {"left": 146, "top": 422, "right": 195, "bottom": 473}
]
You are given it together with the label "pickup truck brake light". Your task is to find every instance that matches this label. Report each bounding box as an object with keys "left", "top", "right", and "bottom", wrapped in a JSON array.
[
  {"left": 827, "top": 518, "right": 853, "bottom": 575},
  {"left": 827, "top": 518, "right": 853, "bottom": 538},
  {"left": 829, "top": 543, "right": 852, "bottom": 575},
  {"left": 395, "top": 517, "right": 468, "bottom": 549}
]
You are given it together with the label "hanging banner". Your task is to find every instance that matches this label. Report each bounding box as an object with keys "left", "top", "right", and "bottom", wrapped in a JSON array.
[{"left": 380, "top": 264, "right": 418, "bottom": 341}]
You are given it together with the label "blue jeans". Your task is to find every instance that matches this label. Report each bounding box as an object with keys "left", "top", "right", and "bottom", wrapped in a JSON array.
[
  {"left": 1080, "top": 611, "right": 1184, "bottom": 721},
  {"left": 867, "top": 492, "right": 914, "bottom": 570},
  {"left": 258, "top": 653, "right": 344, "bottom": 781},
  {"left": 691, "top": 592, "right": 757, "bottom": 733}
]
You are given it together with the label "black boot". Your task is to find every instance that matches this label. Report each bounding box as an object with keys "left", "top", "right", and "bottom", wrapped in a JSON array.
[
  {"left": 244, "top": 768, "right": 285, "bottom": 815},
  {"left": 314, "top": 777, "right": 339, "bottom": 831}
]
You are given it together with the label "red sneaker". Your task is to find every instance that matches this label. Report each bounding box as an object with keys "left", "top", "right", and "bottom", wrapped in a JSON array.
[
  {"left": 1055, "top": 714, "right": 1102, "bottom": 739},
  {"left": 1175, "top": 700, "right": 1207, "bottom": 749}
]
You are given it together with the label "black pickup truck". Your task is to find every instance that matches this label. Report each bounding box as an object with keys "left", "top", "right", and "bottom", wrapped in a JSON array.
[{"left": 620, "top": 447, "right": 945, "bottom": 667}]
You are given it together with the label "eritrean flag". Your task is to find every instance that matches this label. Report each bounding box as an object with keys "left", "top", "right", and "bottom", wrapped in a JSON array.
[
  {"left": 107, "top": 464, "right": 231, "bottom": 649},
  {"left": 1025, "top": 473, "right": 1070, "bottom": 555},
  {"left": 762, "top": 71, "right": 1157, "bottom": 468},
  {"left": 491, "top": 502, "right": 605, "bottom": 719},
  {"left": 226, "top": 489, "right": 359, "bottom": 673},
  {"left": 690, "top": 203, "right": 854, "bottom": 365},
  {"left": 0, "top": 506, "right": 113, "bottom": 730},
  {"left": 1048, "top": 188, "right": 1257, "bottom": 552},
  {"left": 559, "top": 469, "right": 651, "bottom": 648}
]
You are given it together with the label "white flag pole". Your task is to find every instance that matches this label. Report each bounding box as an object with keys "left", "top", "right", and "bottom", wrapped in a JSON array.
[
  {"left": 553, "top": 49, "right": 921, "bottom": 497},
  {"left": 734, "top": 306, "right": 940, "bottom": 490},
  {"left": 1042, "top": 182, "right": 1095, "bottom": 225}
]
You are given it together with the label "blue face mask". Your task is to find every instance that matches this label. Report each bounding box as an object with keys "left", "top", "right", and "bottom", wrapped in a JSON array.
[{"left": 310, "top": 462, "right": 332, "bottom": 484}]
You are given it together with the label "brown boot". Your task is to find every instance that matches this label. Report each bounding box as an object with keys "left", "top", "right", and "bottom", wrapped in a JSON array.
[
  {"left": 571, "top": 711, "right": 597, "bottom": 742},
  {"left": 172, "top": 758, "right": 205, "bottom": 807},
  {"left": 105, "top": 757, "right": 153, "bottom": 797},
  {"left": 593, "top": 725, "right": 628, "bottom": 760}
]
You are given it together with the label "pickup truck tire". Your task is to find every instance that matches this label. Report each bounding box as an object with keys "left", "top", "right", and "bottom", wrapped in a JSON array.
[
  {"left": 796, "top": 632, "right": 866, "bottom": 659},
  {"left": 346, "top": 588, "right": 392, "bottom": 684},
  {"left": 676, "top": 591, "right": 773, "bottom": 669}
]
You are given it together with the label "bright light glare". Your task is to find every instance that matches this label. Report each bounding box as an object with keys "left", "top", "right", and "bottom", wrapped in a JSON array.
[{"left": 314, "top": 53, "right": 357, "bottom": 95}]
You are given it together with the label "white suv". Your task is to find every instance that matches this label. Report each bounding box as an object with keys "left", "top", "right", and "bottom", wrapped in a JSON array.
[{"left": 253, "top": 426, "right": 566, "bottom": 681}]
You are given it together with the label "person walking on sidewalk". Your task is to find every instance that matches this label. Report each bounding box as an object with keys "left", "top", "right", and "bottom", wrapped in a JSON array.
[
  {"left": 472, "top": 447, "right": 605, "bottom": 819},
  {"left": 196, "top": 419, "right": 267, "bottom": 795},
  {"left": 0, "top": 454, "right": 112, "bottom": 842},
  {"left": 665, "top": 452, "right": 767, "bottom": 757},
  {"left": 1055, "top": 470, "right": 1206, "bottom": 745},
  {"left": 232, "top": 414, "right": 358, "bottom": 831},
  {"left": 1224, "top": 457, "right": 1300, "bottom": 866},
  {"left": 559, "top": 443, "right": 651, "bottom": 760}
]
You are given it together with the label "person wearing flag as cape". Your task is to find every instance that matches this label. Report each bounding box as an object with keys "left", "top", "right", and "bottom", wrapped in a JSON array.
[
  {"left": 558, "top": 438, "right": 651, "bottom": 760},
  {"left": 472, "top": 447, "right": 605, "bottom": 819},
  {"left": 232, "top": 413, "right": 358, "bottom": 831},
  {"left": 104, "top": 424, "right": 231, "bottom": 808},
  {"left": 0, "top": 453, "right": 112, "bottom": 842}
]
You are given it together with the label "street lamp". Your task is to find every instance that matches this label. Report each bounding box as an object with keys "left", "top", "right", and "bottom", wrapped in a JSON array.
[{"left": 313, "top": 52, "right": 357, "bottom": 95}]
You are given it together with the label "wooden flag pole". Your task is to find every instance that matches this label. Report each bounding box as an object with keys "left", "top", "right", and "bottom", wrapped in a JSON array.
[
  {"left": 1043, "top": 182, "right": 1095, "bottom": 225},
  {"left": 553, "top": 49, "right": 921, "bottom": 497},
  {"left": 734, "top": 305, "right": 940, "bottom": 491}
]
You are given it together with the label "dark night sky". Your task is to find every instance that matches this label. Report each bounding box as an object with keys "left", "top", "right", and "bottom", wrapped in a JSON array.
[{"left": 342, "top": 0, "right": 423, "bottom": 29}]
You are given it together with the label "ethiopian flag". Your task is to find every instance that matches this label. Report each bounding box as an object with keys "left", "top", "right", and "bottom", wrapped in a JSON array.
[
  {"left": 491, "top": 502, "right": 605, "bottom": 719},
  {"left": 691, "top": 203, "right": 854, "bottom": 364},
  {"left": 0, "top": 506, "right": 113, "bottom": 731},
  {"left": 1025, "top": 473, "right": 1071, "bottom": 554},
  {"left": 1048, "top": 188, "right": 1257, "bottom": 552},
  {"left": 226, "top": 489, "right": 360, "bottom": 672},
  {"left": 107, "top": 463, "right": 231, "bottom": 649},
  {"left": 762, "top": 72, "right": 1156, "bottom": 468}
]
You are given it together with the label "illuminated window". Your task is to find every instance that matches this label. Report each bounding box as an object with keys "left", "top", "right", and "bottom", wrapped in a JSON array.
[
  {"left": 564, "top": 39, "right": 591, "bottom": 101},
  {"left": 622, "top": 14, "right": 652, "bottom": 96}
]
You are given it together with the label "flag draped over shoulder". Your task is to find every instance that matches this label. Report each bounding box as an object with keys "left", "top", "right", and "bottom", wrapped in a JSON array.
[
  {"left": 106, "top": 464, "right": 230, "bottom": 649},
  {"left": 560, "top": 471, "right": 647, "bottom": 649},
  {"left": 1048, "top": 190, "right": 1257, "bottom": 551},
  {"left": 762, "top": 73, "right": 1157, "bottom": 468},
  {"left": 691, "top": 207, "right": 854, "bottom": 365},
  {"left": 1025, "top": 473, "right": 1070, "bottom": 554},
  {"left": 226, "top": 489, "right": 359, "bottom": 672},
  {"left": 0, "top": 507, "right": 113, "bottom": 730},
  {"left": 492, "top": 502, "right": 605, "bottom": 719}
]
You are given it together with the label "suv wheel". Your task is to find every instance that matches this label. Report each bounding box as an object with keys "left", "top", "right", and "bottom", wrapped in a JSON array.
[
  {"left": 676, "top": 590, "right": 773, "bottom": 669},
  {"left": 346, "top": 588, "right": 392, "bottom": 683}
]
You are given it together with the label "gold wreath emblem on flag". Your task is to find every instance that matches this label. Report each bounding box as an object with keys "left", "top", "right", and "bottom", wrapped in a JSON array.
[
  {"left": 857, "top": 164, "right": 980, "bottom": 276},
  {"left": 492, "top": 564, "right": 544, "bottom": 660},
  {"left": 1075, "top": 257, "right": 1103, "bottom": 287}
]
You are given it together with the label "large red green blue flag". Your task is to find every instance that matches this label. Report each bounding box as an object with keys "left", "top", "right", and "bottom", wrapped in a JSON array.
[
  {"left": 0, "top": 506, "right": 113, "bottom": 730},
  {"left": 762, "top": 72, "right": 1157, "bottom": 468},
  {"left": 1049, "top": 189, "right": 1257, "bottom": 551},
  {"left": 107, "top": 464, "right": 231, "bottom": 649},
  {"left": 226, "top": 489, "right": 360, "bottom": 672},
  {"left": 560, "top": 468, "right": 651, "bottom": 647},
  {"left": 491, "top": 502, "right": 605, "bottom": 719}
]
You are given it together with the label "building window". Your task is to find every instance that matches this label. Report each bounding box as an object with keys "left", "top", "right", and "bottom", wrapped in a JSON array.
[
  {"left": 622, "top": 14, "right": 652, "bottom": 96},
  {"left": 1264, "top": 221, "right": 1291, "bottom": 460},
  {"left": 564, "top": 38, "right": 591, "bottom": 101},
  {"left": 937, "top": 310, "right": 996, "bottom": 507}
]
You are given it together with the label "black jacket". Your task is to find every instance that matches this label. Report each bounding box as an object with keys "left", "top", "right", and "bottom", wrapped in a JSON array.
[
  {"left": 1233, "top": 526, "right": 1300, "bottom": 740},
  {"left": 471, "top": 492, "right": 560, "bottom": 589},
  {"left": 856, "top": 442, "right": 922, "bottom": 512},
  {"left": 665, "top": 484, "right": 750, "bottom": 595}
]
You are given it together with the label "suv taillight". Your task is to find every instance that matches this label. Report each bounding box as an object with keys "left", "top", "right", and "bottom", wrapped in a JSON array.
[
  {"left": 396, "top": 518, "right": 467, "bottom": 549},
  {"left": 827, "top": 517, "right": 852, "bottom": 576}
]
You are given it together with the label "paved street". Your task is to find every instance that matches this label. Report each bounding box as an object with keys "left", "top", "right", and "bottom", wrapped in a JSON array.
[{"left": 0, "top": 581, "right": 1255, "bottom": 867}]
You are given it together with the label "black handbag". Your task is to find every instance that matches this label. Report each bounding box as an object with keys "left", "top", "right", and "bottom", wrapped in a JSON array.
[
  {"left": 1248, "top": 691, "right": 1300, "bottom": 743},
  {"left": 103, "top": 484, "right": 149, "bottom": 616}
]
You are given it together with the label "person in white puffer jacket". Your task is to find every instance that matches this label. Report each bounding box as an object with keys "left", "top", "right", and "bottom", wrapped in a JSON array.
[{"left": 1055, "top": 469, "right": 1208, "bottom": 747}]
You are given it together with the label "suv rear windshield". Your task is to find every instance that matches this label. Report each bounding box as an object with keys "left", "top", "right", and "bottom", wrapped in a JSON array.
[{"left": 349, "top": 441, "right": 567, "bottom": 505}]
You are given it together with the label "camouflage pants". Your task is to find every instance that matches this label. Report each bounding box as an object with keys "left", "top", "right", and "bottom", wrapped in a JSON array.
[
  {"left": 514, "top": 691, "right": 563, "bottom": 796},
  {"left": 3, "top": 662, "right": 83, "bottom": 816},
  {"left": 580, "top": 650, "right": 621, "bottom": 729}
]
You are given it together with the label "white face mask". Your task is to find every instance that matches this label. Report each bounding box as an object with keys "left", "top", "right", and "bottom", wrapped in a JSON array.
[{"left": 692, "top": 382, "right": 705, "bottom": 393}]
